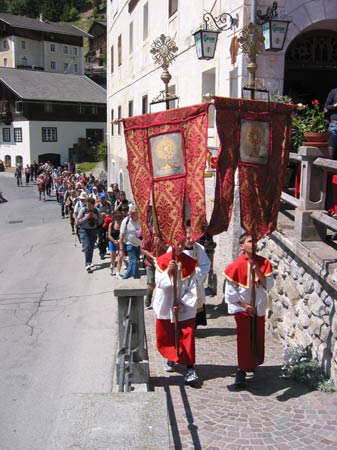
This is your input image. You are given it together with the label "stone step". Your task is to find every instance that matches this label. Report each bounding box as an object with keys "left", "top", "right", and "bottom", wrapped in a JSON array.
[{"left": 47, "top": 391, "right": 170, "bottom": 450}]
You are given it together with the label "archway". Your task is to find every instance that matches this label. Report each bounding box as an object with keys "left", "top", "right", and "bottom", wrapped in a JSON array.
[
  {"left": 15, "top": 155, "right": 23, "bottom": 166},
  {"left": 284, "top": 30, "right": 337, "bottom": 105},
  {"left": 38, "top": 153, "right": 61, "bottom": 167},
  {"left": 4, "top": 154, "right": 11, "bottom": 168}
]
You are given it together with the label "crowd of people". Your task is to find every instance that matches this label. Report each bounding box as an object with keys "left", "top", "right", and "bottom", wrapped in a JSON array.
[
  {"left": 14, "top": 161, "right": 40, "bottom": 186},
  {"left": 25, "top": 162, "right": 273, "bottom": 389},
  {"left": 30, "top": 162, "right": 138, "bottom": 276}
]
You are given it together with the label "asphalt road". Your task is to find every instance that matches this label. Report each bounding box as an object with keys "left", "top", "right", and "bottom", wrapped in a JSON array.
[{"left": 0, "top": 173, "right": 118, "bottom": 450}]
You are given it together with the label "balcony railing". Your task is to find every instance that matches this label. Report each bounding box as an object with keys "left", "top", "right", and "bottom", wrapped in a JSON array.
[{"left": 280, "top": 145, "right": 337, "bottom": 241}]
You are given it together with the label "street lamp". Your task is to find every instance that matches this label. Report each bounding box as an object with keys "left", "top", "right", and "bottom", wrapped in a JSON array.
[
  {"left": 257, "top": 2, "right": 290, "bottom": 51},
  {"left": 192, "top": 11, "right": 239, "bottom": 60},
  {"left": 238, "top": 2, "right": 291, "bottom": 98}
]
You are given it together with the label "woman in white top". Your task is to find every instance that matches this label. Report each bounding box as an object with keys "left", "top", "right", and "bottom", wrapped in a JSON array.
[{"left": 119, "top": 204, "right": 142, "bottom": 279}]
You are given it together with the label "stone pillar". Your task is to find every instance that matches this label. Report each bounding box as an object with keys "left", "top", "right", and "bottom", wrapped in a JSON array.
[{"left": 294, "top": 145, "right": 333, "bottom": 241}]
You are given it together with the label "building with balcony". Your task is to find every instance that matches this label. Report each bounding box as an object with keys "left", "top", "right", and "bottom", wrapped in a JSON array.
[
  {"left": 0, "top": 67, "right": 106, "bottom": 168},
  {"left": 86, "top": 20, "right": 106, "bottom": 69},
  {"left": 85, "top": 20, "right": 107, "bottom": 88},
  {"left": 0, "top": 12, "right": 91, "bottom": 75}
]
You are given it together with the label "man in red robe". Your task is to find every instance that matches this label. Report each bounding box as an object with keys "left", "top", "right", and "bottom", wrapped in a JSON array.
[
  {"left": 153, "top": 238, "right": 199, "bottom": 386},
  {"left": 224, "top": 233, "right": 274, "bottom": 388}
]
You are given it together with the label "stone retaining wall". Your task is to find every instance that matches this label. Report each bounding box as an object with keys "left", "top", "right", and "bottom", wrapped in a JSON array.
[{"left": 259, "top": 233, "right": 337, "bottom": 383}]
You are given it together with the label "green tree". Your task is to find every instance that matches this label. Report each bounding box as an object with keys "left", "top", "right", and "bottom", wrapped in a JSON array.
[
  {"left": 0, "top": 0, "right": 7, "bottom": 13},
  {"left": 96, "top": 141, "right": 107, "bottom": 162},
  {"left": 7, "top": 0, "right": 39, "bottom": 17},
  {"left": 39, "top": 0, "right": 65, "bottom": 21},
  {"left": 62, "top": 5, "right": 80, "bottom": 21}
]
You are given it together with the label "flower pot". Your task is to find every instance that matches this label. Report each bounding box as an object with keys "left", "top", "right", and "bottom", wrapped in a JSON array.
[{"left": 303, "top": 132, "right": 330, "bottom": 147}]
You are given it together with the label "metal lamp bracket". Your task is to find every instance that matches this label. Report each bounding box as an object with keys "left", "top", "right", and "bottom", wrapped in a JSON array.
[{"left": 202, "top": 10, "right": 239, "bottom": 32}]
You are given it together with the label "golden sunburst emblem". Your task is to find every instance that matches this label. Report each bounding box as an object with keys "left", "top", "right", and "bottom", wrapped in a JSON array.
[
  {"left": 157, "top": 138, "right": 178, "bottom": 170},
  {"left": 248, "top": 126, "right": 262, "bottom": 157}
]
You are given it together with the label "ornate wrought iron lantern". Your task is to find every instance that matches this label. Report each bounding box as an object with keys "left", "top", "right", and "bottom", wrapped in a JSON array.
[
  {"left": 257, "top": 2, "right": 291, "bottom": 51},
  {"left": 192, "top": 11, "right": 239, "bottom": 60}
]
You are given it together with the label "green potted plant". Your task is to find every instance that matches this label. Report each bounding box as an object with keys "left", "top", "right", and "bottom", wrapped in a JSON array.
[{"left": 291, "top": 100, "right": 330, "bottom": 151}]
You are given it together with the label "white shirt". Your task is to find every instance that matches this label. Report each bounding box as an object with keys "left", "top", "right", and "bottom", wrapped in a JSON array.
[
  {"left": 168, "top": 243, "right": 211, "bottom": 305},
  {"left": 183, "top": 243, "right": 211, "bottom": 305},
  {"left": 224, "top": 276, "right": 274, "bottom": 317},
  {"left": 120, "top": 216, "right": 142, "bottom": 247},
  {"left": 153, "top": 267, "right": 197, "bottom": 323}
]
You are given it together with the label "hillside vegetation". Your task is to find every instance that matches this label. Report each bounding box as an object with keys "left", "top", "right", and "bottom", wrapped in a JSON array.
[{"left": 0, "top": 0, "right": 106, "bottom": 22}]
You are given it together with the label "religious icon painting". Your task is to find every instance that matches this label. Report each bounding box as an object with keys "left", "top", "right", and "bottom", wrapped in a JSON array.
[
  {"left": 239, "top": 119, "right": 271, "bottom": 166},
  {"left": 149, "top": 131, "right": 186, "bottom": 179}
]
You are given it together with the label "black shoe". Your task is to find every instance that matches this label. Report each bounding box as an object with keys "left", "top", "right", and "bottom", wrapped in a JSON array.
[
  {"left": 184, "top": 368, "right": 199, "bottom": 386},
  {"left": 165, "top": 360, "right": 176, "bottom": 372},
  {"left": 234, "top": 369, "right": 247, "bottom": 387}
]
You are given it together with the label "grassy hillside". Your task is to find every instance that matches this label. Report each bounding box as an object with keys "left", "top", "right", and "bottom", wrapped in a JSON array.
[{"left": 66, "top": 7, "right": 106, "bottom": 55}]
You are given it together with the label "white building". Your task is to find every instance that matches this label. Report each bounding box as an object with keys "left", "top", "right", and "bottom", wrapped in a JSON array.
[
  {"left": 107, "top": 0, "right": 337, "bottom": 188},
  {"left": 0, "top": 68, "right": 107, "bottom": 168},
  {"left": 0, "top": 12, "right": 91, "bottom": 75},
  {"left": 107, "top": 0, "right": 337, "bottom": 269}
]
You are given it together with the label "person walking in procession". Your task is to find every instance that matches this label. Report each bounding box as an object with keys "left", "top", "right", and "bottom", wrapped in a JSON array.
[
  {"left": 96, "top": 192, "right": 113, "bottom": 259},
  {"left": 224, "top": 232, "right": 274, "bottom": 388},
  {"left": 15, "top": 165, "right": 23, "bottom": 187},
  {"left": 153, "top": 237, "right": 199, "bottom": 386},
  {"left": 77, "top": 197, "right": 102, "bottom": 273},
  {"left": 24, "top": 164, "right": 31, "bottom": 185},
  {"left": 183, "top": 224, "right": 211, "bottom": 328},
  {"left": 107, "top": 216, "right": 121, "bottom": 276},
  {"left": 36, "top": 173, "right": 46, "bottom": 200},
  {"left": 119, "top": 204, "right": 142, "bottom": 279},
  {"left": 141, "top": 205, "right": 167, "bottom": 308}
]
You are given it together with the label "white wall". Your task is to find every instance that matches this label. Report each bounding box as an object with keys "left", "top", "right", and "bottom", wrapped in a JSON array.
[
  {"left": 29, "top": 121, "right": 106, "bottom": 164},
  {"left": 14, "top": 36, "right": 44, "bottom": 68},
  {"left": 43, "top": 41, "right": 84, "bottom": 74},
  {"left": 107, "top": 0, "right": 241, "bottom": 192},
  {"left": 107, "top": 0, "right": 337, "bottom": 282},
  {"left": 0, "top": 121, "right": 31, "bottom": 166},
  {"left": 0, "top": 120, "right": 106, "bottom": 167}
]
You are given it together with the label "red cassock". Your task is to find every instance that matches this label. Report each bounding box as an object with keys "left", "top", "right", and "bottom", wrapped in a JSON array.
[
  {"left": 154, "top": 251, "right": 197, "bottom": 365},
  {"left": 224, "top": 254, "right": 273, "bottom": 372},
  {"left": 156, "top": 318, "right": 196, "bottom": 365}
]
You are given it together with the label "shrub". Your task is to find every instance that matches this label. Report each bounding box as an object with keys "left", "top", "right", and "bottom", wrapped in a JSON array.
[
  {"left": 96, "top": 141, "right": 107, "bottom": 162},
  {"left": 63, "top": 6, "right": 80, "bottom": 22},
  {"left": 282, "top": 345, "right": 336, "bottom": 393}
]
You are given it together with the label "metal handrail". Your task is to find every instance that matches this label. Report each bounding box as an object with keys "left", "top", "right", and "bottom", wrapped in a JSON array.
[
  {"left": 117, "top": 298, "right": 133, "bottom": 392},
  {"left": 117, "top": 297, "right": 141, "bottom": 392}
]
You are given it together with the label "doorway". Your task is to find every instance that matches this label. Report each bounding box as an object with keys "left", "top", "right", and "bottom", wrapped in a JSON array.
[{"left": 284, "top": 30, "right": 337, "bottom": 105}]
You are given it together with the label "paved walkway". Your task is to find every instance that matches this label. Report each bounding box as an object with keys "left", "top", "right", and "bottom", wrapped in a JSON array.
[{"left": 144, "top": 291, "right": 337, "bottom": 450}]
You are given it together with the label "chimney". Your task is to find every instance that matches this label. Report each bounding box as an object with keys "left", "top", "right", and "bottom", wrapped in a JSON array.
[{"left": 39, "top": 13, "right": 44, "bottom": 22}]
